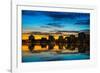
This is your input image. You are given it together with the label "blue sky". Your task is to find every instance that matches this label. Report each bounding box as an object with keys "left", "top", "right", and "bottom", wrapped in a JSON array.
[{"left": 22, "top": 10, "right": 90, "bottom": 33}]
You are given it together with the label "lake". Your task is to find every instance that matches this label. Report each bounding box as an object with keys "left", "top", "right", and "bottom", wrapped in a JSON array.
[{"left": 22, "top": 43, "right": 90, "bottom": 62}]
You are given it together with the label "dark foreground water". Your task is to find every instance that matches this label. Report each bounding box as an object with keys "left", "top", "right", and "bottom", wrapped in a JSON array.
[{"left": 22, "top": 52, "right": 90, "bottom": 62}]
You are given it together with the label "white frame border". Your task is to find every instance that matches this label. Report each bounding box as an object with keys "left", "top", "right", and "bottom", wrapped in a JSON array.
[{"left": 11, "top": 3, "right": 97, "bottom": 73}]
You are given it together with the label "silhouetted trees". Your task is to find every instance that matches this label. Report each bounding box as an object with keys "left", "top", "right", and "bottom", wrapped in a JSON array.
[
  {"left": 40, "top": 37, "right": 47, "bottom": 43},
  {"left": 65, "top": 35, "right": 76, "bottom": 45},
  {"left": 40, "top": 37, "right": 48, "bottom": 48},
  {"left": 28, "top": 43, "right": 35, "bottom": 53},
  {"left": 70, "top": 35, "right": 76, "bottom": 43},
  {"left": 57, "top": 36, "right": 64, "bottom": 49},
  {"left": 65, "top": 37, "right": 71, "bottom": 44},
  {"left": 78, "top": 32, "right": 86, "bottom": 44},
  {"left": 40, "top": 43, "right": 47, "bottom": 48},
  {"left": 48, "top": 43, "right": 55, "bottom": 50},
  {"left": 58, "top": 36, "right": 64, "bottom": 43},
  {"left": 64, "top": 35, "right": 76, "bottom": 50},
  {"left": 29, "top": 34, "right": 35, "bottom": 43},
  {"left": 77, "top": 32, "right": 90, "bottom": 53},
  {"left": 48, "top": 35, "right": 55, "bottom": 43},
  {"left": 64, "top": 43, "right": 76, "bottom": 50},
  {"left": 27, "top": 32, "right": 90, "bottom": 53}
]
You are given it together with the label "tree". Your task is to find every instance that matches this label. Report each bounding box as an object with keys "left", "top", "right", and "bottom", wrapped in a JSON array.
[
  {"left": 78, "top": 32, "right": 86, "bottom": 44},
  {"left": 40, "top": 37, "right": 47, "bottom": 43},
  {"left": 58, "top": 36, "right": 63, "bottom": 43},
  {"left": 65, "top": 37, "right": 71, "bottom": 44},
  {"left": 28, "top": 43, "right": 35, "bottom": 53},
  {"left": 48, "top": 35, "right": 55, "bottom": 42},
  {"left": 70, "top": 35, "right": 76, "bottom": 43},
  {"left": 29, "top": 34, "right": 35, "bottom": 43}
]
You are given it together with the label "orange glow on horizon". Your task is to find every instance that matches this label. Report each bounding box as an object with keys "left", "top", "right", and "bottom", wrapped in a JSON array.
[
  {"left": 22, "top": 45, "right": 63, "bottom": 52},
  {"left": 22, "top": 34, "right": 62, "bottom": 40}
]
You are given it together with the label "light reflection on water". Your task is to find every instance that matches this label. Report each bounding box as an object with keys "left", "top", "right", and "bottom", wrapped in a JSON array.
[
  {"left": 22, "top": 43, "right": 90, "bottom": 62},
  {"left": 22, "top": 43, "right": 78, "bottom": 53}
]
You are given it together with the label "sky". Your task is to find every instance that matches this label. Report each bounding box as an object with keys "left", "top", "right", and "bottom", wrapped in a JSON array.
[{"left": 22, "top": 10, "right": 90, "bottom": 33}]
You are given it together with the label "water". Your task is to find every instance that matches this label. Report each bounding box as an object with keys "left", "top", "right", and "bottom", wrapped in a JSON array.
[
  {"left": 22, "top": 52, "right": 89, "bottom": 62},
  {"left": 22, "top": 43, "right": 90, "bottom": 62}
]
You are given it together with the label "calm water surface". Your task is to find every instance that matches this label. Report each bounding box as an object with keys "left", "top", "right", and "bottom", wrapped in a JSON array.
[{"left": 22, "top": 44, "right": 90, "bottom": 62}]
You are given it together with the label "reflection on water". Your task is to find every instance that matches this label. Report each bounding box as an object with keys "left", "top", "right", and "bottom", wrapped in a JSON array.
[
  {"left": 22, "top": 42, "right": 90, "bottom": 62},
  {"left": 22, "top": 32, "right": 90, "bottom": 62},
  {"left": 22, "top": 42, "right": 89, "bottom": 54}
]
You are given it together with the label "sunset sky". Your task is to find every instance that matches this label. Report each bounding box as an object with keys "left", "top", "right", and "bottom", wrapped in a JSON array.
[{"left": 22, "top": 10, "right": 90, "bottom": 33}]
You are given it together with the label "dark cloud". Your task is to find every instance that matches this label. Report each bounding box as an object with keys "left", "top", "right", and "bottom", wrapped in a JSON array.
[
  {"left": 40, "top": 22, "right": 64, "bottom": 29},
  {"left": 75, "top": 19, "right": 90, "bottom": 25},
  {"left": 22, "top": 10, "right": 43, "bottom": 16},
  {"left": 43, "top": 11, "right": 90, "bottom": 21},
  {"left": 40, "top": 25, "right": 51, "bottom": 28},
  {"left": 22, "top": 10, "right": 90, "bottom": 22},
  {"left": 44, "top": 12, "right": 75, "bottom": 20},
  {"left": 46, "top": 23, "right": 64, "bottom": 28}
]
